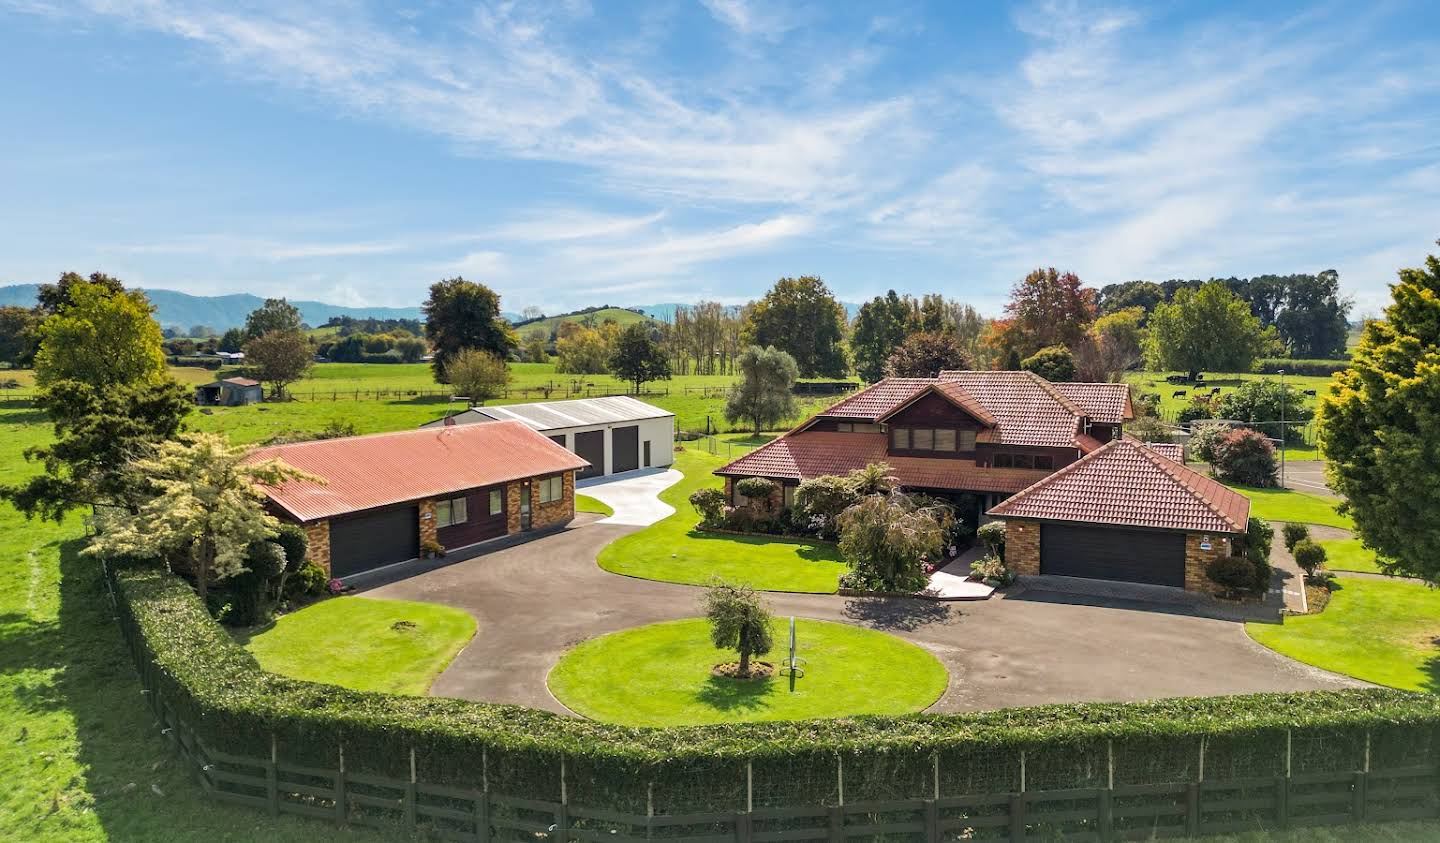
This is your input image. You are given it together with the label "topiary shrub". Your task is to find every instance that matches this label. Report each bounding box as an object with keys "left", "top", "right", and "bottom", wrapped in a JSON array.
[
  {"left": 977, "top": 521, "right": 1007, "bottom": 561},
  {"left": 1283, "top": 523, "right": 1311, "bottom": 552},
  {"left": 1206, "top": 555, "right": 1258, "bottom": 597},
  {"left": 285, "top": 560, "right": 328, "bottom": 600},
  {"left": 689, "top": 487, "right": 727, "bottom": 527},
  {"left": 1293, "top": 539, "right": 1327, "bottom": 580},
  {"left": 1212, "top": 427, "right": 1278, "bottom": 487}
]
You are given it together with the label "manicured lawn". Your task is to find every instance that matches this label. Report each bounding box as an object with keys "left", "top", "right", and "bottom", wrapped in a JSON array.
[
  {"left": 548, "top": 617, "right": 947, "bottom": 726},
  {"left": 241, "top": 596, "right": 475, "bottom": 695},
  {"left": 1318, "top": 537, "right": 1383, "bottom": 575},
  {"left": 1247, "top": 578, "right": 1440, "bottom": 692},
  {"left": 1225, "top": 484, "right": 1354, "bottom": 529},
  {"left": 597, "top": 449, "right": 848, "bottom": 593},
  {"left": 1125, "top": 370, "right": 1328, "bottom": 459},
  {"left": 576, "top": 494, "right": 614, "bottom": 516}
]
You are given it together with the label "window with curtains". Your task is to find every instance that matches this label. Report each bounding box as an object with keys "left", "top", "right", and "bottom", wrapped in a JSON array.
[
  {"left": 436, "top": 496, "right": 468, "bottom": 527},
  {"left": 538, "top": 475, "right": 564, "bottom": 503}
]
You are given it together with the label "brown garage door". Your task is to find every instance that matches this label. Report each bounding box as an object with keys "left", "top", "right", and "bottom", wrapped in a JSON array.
[
  {"left": 1040, "top": 523, "right": 1186, "bottom": 588},
  {"left": 330, "top": 505, "right": 419, "bottom": 578},
  {"left": 612, "top": 425, "right": 639, "bottom": 473},
  {"left": 574, "top": 429, "right": 604, "bottom": 479}
]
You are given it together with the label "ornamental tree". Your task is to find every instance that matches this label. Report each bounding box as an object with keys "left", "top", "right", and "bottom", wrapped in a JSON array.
[
  {"left": 1319, "top": 244, "right": 1440, "bottom": 583},
  {"left": 701, "top": 580, "right": 774, "bottom": 677},
  {"left": 607, "top": 323, "right": 671, "bottom": 395},
  {"left": 837, "top": 492, "right": 953, "bottom": 591},
  {"left": 1211, "top": 427, "right": 1278, "bottom": 487},
  {"left": 85, "top": 434, "right": 320, "bottom": 601},
  {"left": 724, "top": 345, "right": 798, "bottom": 435},
  {"left": 999, "top": 267, "right": 1097, "bottom": 358},
  {"left": 884, "top": 331, "right": 973, "bottom": 378}
]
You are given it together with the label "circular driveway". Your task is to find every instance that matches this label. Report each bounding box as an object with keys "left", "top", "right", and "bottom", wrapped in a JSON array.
[{"left": 365, "top": 515, "right": 1363, "bottom": 715}]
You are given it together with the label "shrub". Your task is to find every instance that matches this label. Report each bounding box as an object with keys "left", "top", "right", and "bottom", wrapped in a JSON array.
[
  {"left": 1177, "top": 395, "right": 1218, "bottom": 427},
  {"left": 1282, "top": 523, "right": 1311, "bottom": 552},
  {"left": 1246, "top": 517, "right": 1274, "bottom": 592},
  {"left": 1206, "top": 555, "right": 1258, "bottom": 596},
  {"left": 1212, "top": 428, "right": 1279, "bottom": 487},
  {"left": 1216, "top": 379, "right": 1315, "bottom": 445},
  {"left": 420, "top": 538, "right": 446, "bottom": 559},
  {"left": 1189, "top": 423, "right": 1228, "bottom": 463},
  {"left": 285, "top": 561, "right": 328, "bottom": 600},
  {"left": 273, "top": 523, "right": 308, "bottom": 573},
  {"left": 837, "top": 493, "right": 953, "bottom": 592},
  {"left": 225, "top": 540, "right": 287, "bottom": 627},
  {"left": 794, "top": 475, "right": 859, "bottom": 538},
  {"left": 735, "top": 477, "right": 778, "bottom": 512},
  {"left": 1126, "top": 414, "right": 1171, "bottom": 443},
  {"left": 970, "top": 554, "right": 1012, "bottom": 586},
  {"left": 1020, "top": 345, "right": 1076, "bottom": 382},
  {"left": 1293, "top": 539, "right": 1327, "bottom": 579},
  {"left": 1256, "top": 358, "right": 1349, "bottom": 377},
  {"left": 977, "top": 521, "right": 1007, "bottom": 560},
  {"left": 689, "top": 487, "right": 728, "bottom": 527}
]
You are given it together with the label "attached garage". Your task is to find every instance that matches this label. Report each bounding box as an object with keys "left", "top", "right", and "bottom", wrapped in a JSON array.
[
  {"left": 421, "top": 395, "right": 675, "bottom": 478},
  {"left": 330, "top": 506, "right": 420, "bottom": 577},
  {"left": 1039, "top": 524, "right": 1185, "bottom": 588}
]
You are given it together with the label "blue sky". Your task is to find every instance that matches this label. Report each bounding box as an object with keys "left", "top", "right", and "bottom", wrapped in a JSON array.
[{"left": 1, "top": 1, "right": 1436, "bottom": 316}]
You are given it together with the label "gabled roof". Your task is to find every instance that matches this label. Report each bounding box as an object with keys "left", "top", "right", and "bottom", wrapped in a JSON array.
[
  {"left": 422, "top": 395, "right": 672, "bottom": 431},
  {"left": 249, "top": 421, "right": 589, "bottom": 522},
  {"left": 222, "top": 377, "right": 260, "bottom": 387},
  {"left": 1053, "top": 382, "right": 1133, "bottom": 424},
  {"left": 986, "top": 439, "right": 1249, "bottom": 534},
  {"left": 815, "top": 378, "right": 936, "bottom": 419},
  {"left": 936, "top": 371, "right": 1083, "bottom": 448},
  {"left": 715, "top": 431, "right": 1050, "bottom": 494},
  {"left": 875, "top": 381, "right": 997, "bottom": 427}
]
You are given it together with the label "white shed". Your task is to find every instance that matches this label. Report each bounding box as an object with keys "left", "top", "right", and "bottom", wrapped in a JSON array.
[{"left": 421, "top": 396, "right": 675, "bottom": 479}]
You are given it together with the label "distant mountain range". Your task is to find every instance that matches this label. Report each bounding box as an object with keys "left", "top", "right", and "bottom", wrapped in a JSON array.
[{"left": 0, "top": 284, "right": 427, "bottom": 331}]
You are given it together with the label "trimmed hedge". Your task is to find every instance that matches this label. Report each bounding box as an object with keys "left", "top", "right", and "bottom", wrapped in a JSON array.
[
  {"left": 1256, "top": 358, "right": 1349, "bottom": 377},
  {"left": 114, "top": 564, "right": 1440, "bottom": 812}
]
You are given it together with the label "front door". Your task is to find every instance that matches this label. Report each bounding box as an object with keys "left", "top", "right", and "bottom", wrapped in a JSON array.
[
  {"left": 520, "top": 481, "right": 532, "bottom": 530},
  {"left": 643, "top": 440, "right": 652, "bottom": 467}
]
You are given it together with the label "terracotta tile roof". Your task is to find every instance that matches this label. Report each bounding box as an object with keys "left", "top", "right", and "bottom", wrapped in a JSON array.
[
  {"left": 715, "top": 431, "right": 1050, "bottom": 494},
  {"left": 876, "top": 381, "right": 998, "bottom": 427},
  {"left": 1053, "top": 382, "right": 1133, "bottom": 424},
  {"left": 248, "top": 421, "right": 589, "bottom": 522},
  {"left": 936, "top": 371, "right": 1082, "bottom": 448},
  {"left": 1133, "top": 439, "right": 1184, "bottom": 462},
  {"left": 986, "top": 439, "right": 1249, "bottom": 534},
  {"left": 815, "top": 378, "right": 934, "bottom": 419},
  {"left": 1075, "top": 433, "right": 1106, "bottom": 453}
]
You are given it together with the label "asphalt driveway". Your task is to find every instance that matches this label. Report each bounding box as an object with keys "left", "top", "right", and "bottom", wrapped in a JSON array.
[{"left": 367, "top": 515, "right": 1362, "bottom": 715}]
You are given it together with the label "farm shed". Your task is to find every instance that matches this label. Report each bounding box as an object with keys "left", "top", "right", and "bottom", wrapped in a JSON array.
[
  {"left": 422, "top": 396, "right": 674, "bottom": 480},
  {"left": 195, "top": 377, "right": 263, "bottom": 406}
]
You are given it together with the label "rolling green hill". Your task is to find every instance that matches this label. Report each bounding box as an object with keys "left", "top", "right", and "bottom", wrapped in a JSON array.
[{"left": 511, "top": 306, "right": 656, "bottom": 336}]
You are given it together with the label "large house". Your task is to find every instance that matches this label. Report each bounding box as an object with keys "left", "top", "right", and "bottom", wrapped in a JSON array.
[
  {"left": 716, "top": 370, "right": 1249, "bottom": 594},
  {"left": 249, "top": 422, "right": 588, "bottom": 579}
]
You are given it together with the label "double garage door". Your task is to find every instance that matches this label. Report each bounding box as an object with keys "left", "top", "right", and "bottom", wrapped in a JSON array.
[
  {"left": 1039, "top": 524, "right": 1185, "bottom": 588},
  {"left": 571, "top": 425, "right": 641, "bottom": 479},
  {"left": 329, "top": 506, "right": 419, "bottom": 578}
]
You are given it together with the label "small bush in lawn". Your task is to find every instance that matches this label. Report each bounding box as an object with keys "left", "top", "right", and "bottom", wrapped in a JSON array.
[
  {"left": 1212, "top": 427, "right": 1279, "bottom": 487},
  {"left": 1293, "top": 539, "right": 1327, "bottom": 580},
  {"left": 1207, "top": 555, "right": 1258, "bottom": 597},
  {"left": 689, "top": 487, "right": 727, "bottom": 527},
  {"left": 977, "top": 521, "right": 1006, "bottom": 560},
  {"left": 1283, "top": 523, "right": 1310, "bottom": 552}
]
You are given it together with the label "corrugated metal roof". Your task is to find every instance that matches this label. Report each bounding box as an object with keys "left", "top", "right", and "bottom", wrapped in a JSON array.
[
  {"left": 248, "top": 420, "right": 589, "bottom": 522},
  {"left": 986, "top": 439, "right": 1249, "bottom": 534},
  {"left": 425, "top": 395, "right": 673, "bottom": 431}
]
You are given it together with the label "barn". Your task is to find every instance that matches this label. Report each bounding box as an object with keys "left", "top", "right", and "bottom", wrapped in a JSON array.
[{"left": 422, "top": 396, "right": 675, "bottom": 480}]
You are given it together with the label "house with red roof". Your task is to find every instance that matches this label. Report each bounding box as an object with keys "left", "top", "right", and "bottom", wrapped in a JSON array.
[
  {"left": 249, "top": 421, "right": 589, "bottom": 579},
  {"left": 716, "top": 371, "right": 1248, "bottom": 594}
]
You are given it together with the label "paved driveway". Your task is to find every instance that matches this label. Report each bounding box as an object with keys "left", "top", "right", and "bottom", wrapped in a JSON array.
[
  {"left": 1282, "top": 460, "right": 1338, "bottom": 498},
  {"left": 367, "top": 516, "right": 1363, "bottom": 715},
  {"left": 577, "top": 468, "right": 681, "bottom": 526}
]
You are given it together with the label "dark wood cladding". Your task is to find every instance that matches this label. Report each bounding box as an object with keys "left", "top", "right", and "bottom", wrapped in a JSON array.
[
  {"left": 976, "top": 444, "right": 1079, "bottom": 469},
  {"left": 436, "top": 484, "right": 507, "bottom": 548},
  {"left": 888, "top": 392, "right": 988, "bottom": 428}
]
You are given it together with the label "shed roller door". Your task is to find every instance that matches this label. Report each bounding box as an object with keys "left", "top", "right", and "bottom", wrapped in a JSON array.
[
  {"left": 574, "top": 430, "right": 605, "bottom": 479},
  {"left": 612, "top": 425, "right": 639, "bottom": 474},
  {"left": 1040, "top": 524, "right": 1185, "bottom": 588},
  {"left": 330, "top": 506, "right": 419, "bottom": 577}
]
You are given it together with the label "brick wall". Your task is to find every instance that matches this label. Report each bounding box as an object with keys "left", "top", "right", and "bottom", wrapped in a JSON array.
[
  {"left": 1184, "top": 532, "right": 1234, "bottom": 595},
  {"left": 505, "top": 482, "right": 522, "bottom": 534},
  {"left": 728, "top": 476, "right": 784, "bottom": 514},
  {"left": 419, "top": 500, "right": 438, "bottom": 548},
  {"left": 1002, "top": 518, "right": 1040, "bottom": 576},
  {"left": 532, "top": 471, "right": 575, "bottom": 530},
  {"left": 303, "top": 520, "right": 331, "bottom": 574}
]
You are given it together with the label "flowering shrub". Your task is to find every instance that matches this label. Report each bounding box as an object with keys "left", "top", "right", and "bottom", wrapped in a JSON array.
[
  {"left": 688, "top": 487, "right": 728, "bottom": 527},
  {"left": 969, "top": 554, "right": 1012, "bottom": 586},
  {"left": 327, "top": 578, "right": 344, "bottom": 595}
]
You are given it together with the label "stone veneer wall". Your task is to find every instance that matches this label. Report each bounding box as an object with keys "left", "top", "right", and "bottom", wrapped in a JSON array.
[
  {"left": 418, "top": 500, "right": 438, "bottom": 548},
  {"left": 1002, "top": 517, "right": 1238, "bottom": 594},
  {"left": 505, "top": 472, "right": 576, "bottom": 534},
  {"left": 303, "top": 520, "right": 331, "bottom": 574},
  {"left": 1002, "top": 518, "right": 1041, "bottom": 576}
]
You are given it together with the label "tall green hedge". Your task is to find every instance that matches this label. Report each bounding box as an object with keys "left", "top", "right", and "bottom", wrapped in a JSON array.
[
  {"left": 1255, "top": 358, "right": 1349, "bottom": 377},
  {"left": 114, "top": 565, "right": 1440, "bottom": 812}
]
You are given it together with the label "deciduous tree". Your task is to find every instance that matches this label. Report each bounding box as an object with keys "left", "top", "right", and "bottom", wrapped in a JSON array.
[
  {"left": 742, "top": 276, "right": 847, "bottom": 378},
  {"left": 243, "top": 298, "right": 303, "bottom": 339},
  {"left": 445, "top": 348, "right": 511, "bottom": 404},
  {"left": 884, "top": 331, "right": 972, "bottom": 378},
  {"left": 999, "top": 268, "right": 1097, "bottom": 358},
  {"left": 36, "top": 271, "right": 126, "bottom": 314},
  {"left": 423, "top": 277, "right": 516, "bottom": 382},
  {"left": 243, "top": 330, "right": 313, "bottom": 398},
  {"left": 850, "top": 291, "right": 915, "bottom": 383},
  {"left": 1143, "top": 282, "right": 1278, "bottom": 379},
  {"left": 555, "top": 326, "right": 610, "bottom": 374},
  {"left": 0, "top": 305, "right": 41, "bottom": 367},
  {"left": 608, "top": 323, "right": 671, "bottom": 394},
  {"left": 701, "top": 580, "right": 774, "bottom": 677},
  {"left": 724, "top": 345, "right": 798, "bottom": 435},
  {"left": 1020, "top": 345, "right": 1076, "bottom": 382},
  {"left": 33, "top": 281, "right": 166, "bottom": 389}
]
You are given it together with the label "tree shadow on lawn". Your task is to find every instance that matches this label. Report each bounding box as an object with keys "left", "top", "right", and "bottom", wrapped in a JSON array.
[
  {"left": 0, "top": 398, "right": 48, "bottom": 425},
  {"left": 841, "top": 597, "right": 956, "bottom": 632},
  {"left": 692, "top": 674, "right": 775, "bottom": 714},
  {"left": 684, "top": 529, "right": 839, "bottom": 562}
]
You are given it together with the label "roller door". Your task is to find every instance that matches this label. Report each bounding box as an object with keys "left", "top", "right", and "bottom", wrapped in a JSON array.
[
  {"left": 612, "top": 425, "right": 639, "bottom": 474},
  {"left": 574, "top": 430, "right": 605, "bottom": 479},
  {"left": 329, "top": 505, "right": 419, "bottom": 577},
  {"left": 1039, "top": 523, "right": 1186, "bottom": 588}
]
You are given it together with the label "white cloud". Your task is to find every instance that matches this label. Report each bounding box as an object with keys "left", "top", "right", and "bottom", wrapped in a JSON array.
[{"left": 699, "top": 0, "right": 797, "bottom": 41}]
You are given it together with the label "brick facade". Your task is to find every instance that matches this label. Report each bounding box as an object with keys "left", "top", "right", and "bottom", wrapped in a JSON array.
[
  {"left": 505, "top": 471, "right": 577, "bottom": 534},
  {"left": 505, "top": 482, "right": 522, "bottom": 534},
  {"left": 303, "top": 520, "right": 331, "bottom": 574},
  {"left": 418, "top": 499, "right": 438, "bottom": 548},
  {"left": 1001, "top": 517, "right": 1237, "bottom": 595}
]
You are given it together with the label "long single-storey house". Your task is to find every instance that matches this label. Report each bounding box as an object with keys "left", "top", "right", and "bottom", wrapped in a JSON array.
[
  {"left": 421, "top": 396, "right": 674, "bottom": 479},
  {"left": 716, "top": 370, "right": 1249, "bottom": 594},
  {"left": 249, "top": 421, "right": 588, "bottom": 579}
]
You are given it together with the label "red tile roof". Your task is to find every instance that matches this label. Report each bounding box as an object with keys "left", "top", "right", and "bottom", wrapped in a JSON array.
[
  {"left": 816, "top": 378, "right": 935, "bottom": 419},
  {"left": 248, "top": 421, "right": 589, "bottom": 522},
  {"left": 1053, "top": 382, "right": 1133, "bottom": 424},
  {"left": 715, "top": 431, "right": 1050, "bottom": 494},
  {"left": 936, "top": 371, "right": 1082, "bottom": 448},
  {"left": 876, "top": 381, "right": 997, "bottom": 427},
  {"left": 986, "top": 439, "right": 1249, "bottom": 534}
]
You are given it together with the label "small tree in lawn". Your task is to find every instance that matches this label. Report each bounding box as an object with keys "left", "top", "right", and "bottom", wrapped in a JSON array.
[
  {"left": 608, "top": 322, "right": 671, "bottom": 395},
  {"left": 724, "top": 345, "right": 798, "bottom": 435},
  {"left": 1292, "top": 539, "right": 1327, "bottom": 581},
  {"left": 243, "top": 331, "right": 313, "bottom": 399},
  {"left": 1282, "top": 523, "right": 1310, "bottom": 553},
  {"left": 446, "top": 348, "right": 511, "bottom": 404},
  {"left": 1212, "top": 427, "right": 1278, "bottom": 487},
  {"left": 85, "top": 433, "right": 320, "bottom": 602},
  {"left": 702, "top": 580, "right": 774, "bottom": 678}
]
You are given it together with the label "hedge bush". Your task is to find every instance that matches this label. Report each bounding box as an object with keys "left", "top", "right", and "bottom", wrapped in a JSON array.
[
  {"left": 113, "top": 564, "right": 1440, "bottom": 811},
  {"left": 1256, "top": 358, "right": 1349, "bottom": 376}
]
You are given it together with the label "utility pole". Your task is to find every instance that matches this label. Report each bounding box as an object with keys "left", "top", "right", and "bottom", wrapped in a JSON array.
[{"left": 1278, "top": 369, "right": 1287, "bottom": 488}]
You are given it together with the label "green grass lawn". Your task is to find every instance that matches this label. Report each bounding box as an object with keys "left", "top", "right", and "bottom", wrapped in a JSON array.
[
  {"left": 1225, "top": 483, "right": 1354, "bottom": 529},
  {"left": 576, "top": 494, "right": 614, "bottom": 516},
  {"left": 548, "top": 617, "right": 947, "bottom": 727},
  {"left": 1318, "top": 537, "right": 1383, "bottom": 575},
  {"left": 1126, "top": 370, "right": 1329, "bottom": 459},
  {"left": 597, "top": 449, "right": 848, "bottom": 593},
  {"left": 239, "top": 596, "right": 475, "bottom": 695},
  {"left": 1247, "top": 578, "right": 1440, "bottom": 692}
]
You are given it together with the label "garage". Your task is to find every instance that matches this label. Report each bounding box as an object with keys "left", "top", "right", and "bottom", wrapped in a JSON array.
[
  {"left": 612, "top": 425, "right": 639, "bottom": 473},
  {"left": 1040, "top": 523, "right": 1185, "bottom": 588},
  {"left": 574, "top": 430, "right": 605, "bottom": 479},
  {"left": 330, "top": 505, "right": 420, "bottom": 577}
]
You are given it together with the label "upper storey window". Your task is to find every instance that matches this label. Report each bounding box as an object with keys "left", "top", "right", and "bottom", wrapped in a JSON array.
[{"left": 890, "top": 428, "right": 976, "bottom": 452}]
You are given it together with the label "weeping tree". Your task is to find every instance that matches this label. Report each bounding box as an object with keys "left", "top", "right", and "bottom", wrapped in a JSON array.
[
  {"left": 701, "top": 579, "right": 774, "bottom": 677},
  {"left": 837, "top": 492, "right": 953, "bottom": 591}
]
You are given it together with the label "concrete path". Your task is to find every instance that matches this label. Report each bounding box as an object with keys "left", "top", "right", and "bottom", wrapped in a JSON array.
[
  {"left": 928, "top": 548, "right": 995, "bottom": 600},
  {"left": 576, "top": 468, "right": 682, "bottom": 526},
  {"left": 366, "top": 517, "right": 1363, "bottom": 715}
]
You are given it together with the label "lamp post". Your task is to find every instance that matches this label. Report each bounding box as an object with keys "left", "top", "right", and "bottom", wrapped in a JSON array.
[{"left": 1278, "top": 369, "right": 1287, "bottom": 488}]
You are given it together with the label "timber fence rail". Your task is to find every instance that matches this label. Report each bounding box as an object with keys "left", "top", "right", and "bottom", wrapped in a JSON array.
[{"left": 106, "top": 564, "right": 1440, "bottom": 842}]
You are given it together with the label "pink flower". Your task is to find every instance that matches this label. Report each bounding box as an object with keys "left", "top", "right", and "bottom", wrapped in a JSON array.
[{"left": 328, "top": 578, "right": 344, "bottom": 595}]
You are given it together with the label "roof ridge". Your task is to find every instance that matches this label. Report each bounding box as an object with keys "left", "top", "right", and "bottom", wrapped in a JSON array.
[
  {"left": 1124, "top": 440, "right": 1247, "bottom": 532},
  {"left": 1019, "top": 370, "right": 1084, "bottom": 416},
  {"left": 250, "top": 419, "right": 530, "bottom": 454}
]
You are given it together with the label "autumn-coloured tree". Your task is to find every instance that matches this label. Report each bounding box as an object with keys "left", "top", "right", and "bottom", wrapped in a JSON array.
[{"left": 998, "top": 268, "right": 1098, "bottom": 359}]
